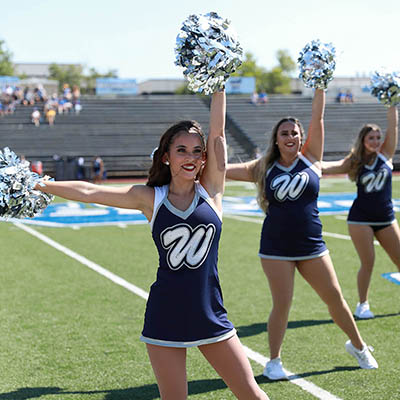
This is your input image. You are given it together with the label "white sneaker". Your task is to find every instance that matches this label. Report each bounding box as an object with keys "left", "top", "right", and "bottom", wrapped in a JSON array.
[
  {"left": 354, "top": 302, "right": 375, "bottom": 319},
  {"left": 263, "top": 357, "right": 289, "bottom": 380},
  {"left": 345, "top": 340, "right": 378, "bottom": 369}
]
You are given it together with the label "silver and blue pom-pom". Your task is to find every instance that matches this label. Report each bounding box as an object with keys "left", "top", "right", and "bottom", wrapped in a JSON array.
[
  {"left": 175, "top": 12, "right": 243, "bottom": 95},
  {"left": 370, "top": 70, "right": 400, "bottom": 107},
  {"left": 0, "top": 147, "right": 54, "bottom": 219},
  {"left": 298, "top": 39, "right": 336, "bottom": 89}
]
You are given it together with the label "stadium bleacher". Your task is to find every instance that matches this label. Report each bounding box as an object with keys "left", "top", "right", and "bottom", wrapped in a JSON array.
[
  {"left": 227, "top": 95, "right": 400, "bottom": 167},
  {"left": 0, "top": 95, "right": 398, "bottom": 178},
  {"left": 0, "top": 95, "right": 250, "bottom": 178}
]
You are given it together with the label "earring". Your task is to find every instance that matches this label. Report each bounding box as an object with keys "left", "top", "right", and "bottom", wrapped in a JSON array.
[{"left": 164, "top": 161, "right": 169, "bottom": 166}]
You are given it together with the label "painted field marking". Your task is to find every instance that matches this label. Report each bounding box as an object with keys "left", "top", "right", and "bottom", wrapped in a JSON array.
[{"left": 14, "top": 222, "right": 342, "bottom": 400}]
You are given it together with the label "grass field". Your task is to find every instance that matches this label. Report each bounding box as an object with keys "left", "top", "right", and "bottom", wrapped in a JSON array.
[{"left": 0, "top": 177, "right": 399, "bottom": 400}]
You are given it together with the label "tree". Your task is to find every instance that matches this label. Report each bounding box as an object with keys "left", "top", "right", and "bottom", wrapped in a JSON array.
[
  {"left": 48, "top": 64, "right": 118, "bottom": 93},
  {"left": 276, "top": 49, "right": 296, "bottom": 74},
  {"left": 49, "top": 63, "right": 84, "bottom": 92},
  {"left": 0, "top": 39, "right": 14, "bottom": 76},
  {"left": 233, "top": 50, "right": 296, "bottom": 94}
]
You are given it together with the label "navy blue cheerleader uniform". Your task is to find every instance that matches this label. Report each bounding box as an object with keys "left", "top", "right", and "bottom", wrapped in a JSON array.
[
  {"left": 140, "top": 182, "right": 235, "bottom": 347},
  {"left": 348, "top": 153, "right": 395, "bottom": 227},
  {"left": 259, "top": 153, "right": 329, "bottom": 260}
]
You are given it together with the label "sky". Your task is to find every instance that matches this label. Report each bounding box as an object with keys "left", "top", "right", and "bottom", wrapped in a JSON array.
[{"left": 2, "top": 0, "right": 399, "bottom": 82}]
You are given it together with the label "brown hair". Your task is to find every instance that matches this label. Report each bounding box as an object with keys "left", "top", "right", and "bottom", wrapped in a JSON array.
[
  {"left": 254, "top": 117, "right": 305, "bottom": 213},
  {"left": 146, "top": 120, "right": 206, "bottom": 187},
  {"left": 347, "top": 123, "right": 381, "bottom": 181}
]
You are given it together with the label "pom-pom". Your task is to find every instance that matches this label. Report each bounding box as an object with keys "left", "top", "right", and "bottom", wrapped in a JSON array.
[
  {"left": 370, "top": 70, "right": 400, "bottom": 107},
  {"left": 175, "top": 12, "right": 243, "bottom": 95},
  {"left": 0, "top": 147, "right": 54, "bottom": 219},
  {"left": 298, "top": 39, "right": 336, "bottom": 89}
]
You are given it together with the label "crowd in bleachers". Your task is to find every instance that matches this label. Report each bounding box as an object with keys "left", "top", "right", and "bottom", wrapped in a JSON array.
[
  {"left": 336, "top": 89, "right": 354, "bottom": 103},
  {"left": 0, "top": 83, "right": 82, "bottom": 126}
]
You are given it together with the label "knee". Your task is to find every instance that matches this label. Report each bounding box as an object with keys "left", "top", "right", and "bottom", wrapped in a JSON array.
[{"left": 359, "top": 261, "right": 374, "bottom": 272}]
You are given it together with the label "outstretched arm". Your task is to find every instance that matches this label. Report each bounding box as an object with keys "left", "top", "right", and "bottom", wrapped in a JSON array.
[
  {"left": 226, "top": 159, "right": 258, "bottom": 182},
  {"left": 380, "top": 106, "right": 398, "bottom": 160},
  {"left": 200, "top": 91, "right": 226, "bottom": 197},
  {"left": 321, "top": 155, "right": 352, "bottom": 175},
  {"left": 302, "top": 88, "right": 325, "bottom": 163},
  {"left": 36, "top": 180, "right": 154, "bottom": 220}
]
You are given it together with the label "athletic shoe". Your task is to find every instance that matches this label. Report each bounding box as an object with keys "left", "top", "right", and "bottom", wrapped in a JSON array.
[
  {"left": 345, "top": 340, "right": 378, "bottom": 369},
  {"left": 263, "top": 357, "right": 289, "bottom": 380},
  {"left": 354, "top": 301, "right": 375, "bottom": 319}
]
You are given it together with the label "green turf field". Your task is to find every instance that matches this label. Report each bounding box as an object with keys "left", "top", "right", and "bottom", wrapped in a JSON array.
[{"left": 0, "top": 177, "right": 399, "bottom": 399}]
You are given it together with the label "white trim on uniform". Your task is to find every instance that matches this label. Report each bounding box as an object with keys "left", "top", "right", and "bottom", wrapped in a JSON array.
[
  {"left": 140, "top": 328, "right": 236, "bottom": 348},
  {"left": 347, "top": 219, "right": 396, "bottom": 226},
  {"left": 258, "top": 249, "right": 329, "bottom": 261},
  {"left": 196, "top": 181, "right": 223, "bottom": 222},
  {"left": 298, "top": 153, "right": 322, "bottom": 178},
  {"left": 149, "top": 185, "right": 167, "bottom": 231}
]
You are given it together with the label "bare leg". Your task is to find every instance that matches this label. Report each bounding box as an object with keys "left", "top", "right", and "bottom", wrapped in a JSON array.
[
  {"left": 348, "top": 224, "right": 375, "bottom": 303},
  {"left": 298, "top": 255, "right": 364, "bottom": 350},
  {"left": 199, "top": 335, "right": 269, "bottom": 400},
  {"left": 375, "top": 221, "right": 400, "bottom": 271},
  {"left": 261, "top": 258, "right": 296, "bottom": 359},
  {"left": 146, "top": 344, "right": 187, "bottom": 400}
]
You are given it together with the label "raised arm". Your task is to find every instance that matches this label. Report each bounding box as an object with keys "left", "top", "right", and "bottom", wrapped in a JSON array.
[
  {"left": 302, "top": 88, "right": 325, "bottom": 163},
  {"left": 380, "top": 105, "right": 398, "bottom": 160},
  {"left": 36, "top": 180, "right": 154, "bottom": 220},
  {"left": 200, "top": 91, "right": 226, "bottom": 197}
]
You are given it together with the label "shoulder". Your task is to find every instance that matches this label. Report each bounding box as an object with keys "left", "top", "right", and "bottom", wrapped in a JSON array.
[{"left": 298, "top": 153, "right": 322, "bottom": 177}]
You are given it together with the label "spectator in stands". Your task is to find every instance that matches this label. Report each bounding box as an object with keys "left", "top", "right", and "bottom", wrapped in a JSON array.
[
  {"left": 250, "top": 91, "right": 259, "bottom": 105},
  {"left": 345, "top": 90, "right": 354, "bottom": 103},
  {"left": 336, "top": 90, "right": 346, "bottom": 103},
  {"left": 253, "top": 146, "right": 262, "bottom": 159},
  {"left": 76, "top": 157, "right": 86, "bottom": 180},
  {"left": 22, "top": 87, "right": 35, "bottom": 106},
  {"left": 31, "top": 108, "right": 41, "bottom": 127},
  {"left": 33, "top": 84, "right": 47, "bottom": 103},
  {"left": 34, "top": 90, "right": 270, "bottom": 400},
  {"left": 31, "top": 160, "right": 43, "bottom": 175},
  {"left": 258, "top": 91, "right": 268, "bottom": 104},
  {"left": 72, "top": 85, "right": 81, "bottom": 102},
  {"left": 44, "top": 94, "right": 58, "bottom": 112},
  {"left": 13, "top": 86, "right": 24, "bottom": 103},
  {"left": 322, "top": 105, "right": 399, "bottom": 319},
  {"left": 74, "top": 100, "right": 82, "bottom": 115},
  {"left": 63, "top": 83, "right": 72, "bottom": 101},
  {"left": 46, "top": 107, "right": 56, "bottom": 126},
  {"left": 92, "top": 156, "right": 106, "bottom": 184},
  {"left": 226, "top": 88, "right": 378, "bottom": 380}
]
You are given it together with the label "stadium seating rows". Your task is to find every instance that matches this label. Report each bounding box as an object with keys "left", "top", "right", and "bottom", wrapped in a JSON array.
[{"left": 0, "top": 95, "right": 398, "bottom": 177}]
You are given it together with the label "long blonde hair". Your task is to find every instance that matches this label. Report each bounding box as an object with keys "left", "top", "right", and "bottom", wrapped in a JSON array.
[
  {"left": 254, "top": 117, "right": 305, "bottom": 213},
  {"left": 347, "top": 123, "right": 381, "bottom": 181}
]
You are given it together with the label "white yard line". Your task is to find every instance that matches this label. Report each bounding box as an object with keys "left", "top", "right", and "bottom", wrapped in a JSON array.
[
  {"left": 14, "top": 222, "right": 148, "bottom": 300},
  {"left": 14, "top": 221, "right": 342, "bottom": 400}
]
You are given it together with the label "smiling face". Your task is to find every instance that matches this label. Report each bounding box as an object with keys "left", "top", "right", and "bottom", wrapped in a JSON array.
[
  {"left": 363, "top": 129, "right": 382, "bottom": 154},
  {"left": 276, "top": 121, "right": 302, "bottom": 156},
  {"left": 163, "top": 131, "right": 206, "bottom": 181}
]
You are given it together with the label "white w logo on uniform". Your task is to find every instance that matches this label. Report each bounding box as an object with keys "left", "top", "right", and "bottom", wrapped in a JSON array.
[
  {"left": 360, "top": 169, "right": 388, "bottom": 193},
  {"left": 161, "top": 223, "right": 216, "bottom": 270},
  {"left": 271, "top": 172, "right": 309, "bottom": 202}
]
